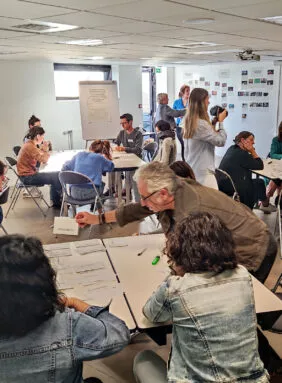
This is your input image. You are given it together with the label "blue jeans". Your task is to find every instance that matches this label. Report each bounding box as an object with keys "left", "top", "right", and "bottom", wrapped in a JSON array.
[
  {"left": 71, "top": 184, "right": 104, "bottom": 210},
  {"left": 20, "top": 172, "right": 62, "bottom": 206},
  {"left": 176, "top": 126, "right": 185, "bottom": 161}
]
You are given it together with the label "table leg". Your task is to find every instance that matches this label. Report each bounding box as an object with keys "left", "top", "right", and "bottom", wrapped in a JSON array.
[
  {"left": 125, "top": 171, "right": 131, "bottom": 204},
  {"left": 116, "top": 172, "right": 122, "bottom": 206}
]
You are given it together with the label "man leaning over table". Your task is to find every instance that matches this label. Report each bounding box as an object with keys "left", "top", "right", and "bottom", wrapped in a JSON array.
[
  {"left": 76, "top": 161, "right": 277, "bottom": 284},
  {"left": 113, "top": 113, "right": 143, "bottom": 202}
]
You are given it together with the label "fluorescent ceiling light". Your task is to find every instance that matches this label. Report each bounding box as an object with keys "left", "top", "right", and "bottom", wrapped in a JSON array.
[
  {"left": 12, "top": 20, "right": 78, "bottom": 33},
  {"left": 88, "top": 56, "right": 104, "bottom": 60},
  {"left": 260, "top": 16, "right": 282, "bottom": 25},
  {"left": 140, "top": 57, "right": 152, "bottom": 59},
  {"left": 172, "top": 61, "right": 191, "bottom": 64},
  {"left": 59, "top": 39, "right": 103, "bottom": 46},
  {"left": 183, "top": 18, "right": 214, "bottom": 25},
  {"left": 191, "top": 49, "right": 241, "bottom": 55}
]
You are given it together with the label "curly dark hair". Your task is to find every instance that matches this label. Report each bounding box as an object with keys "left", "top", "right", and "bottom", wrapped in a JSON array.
[
  {"left": 165, "top": 212, "right": 237, "bottom": 274},
  {"left": 26, "top": 126, "right": 45, "bottom": 140},
  {"left": 0, "top": 235, "right": 65, "bottom": 337}
]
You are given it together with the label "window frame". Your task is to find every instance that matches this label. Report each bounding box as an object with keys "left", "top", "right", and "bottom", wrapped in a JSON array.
[{"left": 53, "top": 63, "right": 112, "bottom": 101}]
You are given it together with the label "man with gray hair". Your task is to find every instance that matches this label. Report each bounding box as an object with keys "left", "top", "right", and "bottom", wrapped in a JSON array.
[
  {"left": 76, "top": 161, "right": 277, "bottom": 283},
  {"left": 155, "top": 93, "right": 186, "bottom": 130}
]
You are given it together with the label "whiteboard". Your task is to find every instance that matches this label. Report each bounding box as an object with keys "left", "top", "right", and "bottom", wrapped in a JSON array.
[{"left": 79, "top": 81, "right": 120, "bottom": 140}]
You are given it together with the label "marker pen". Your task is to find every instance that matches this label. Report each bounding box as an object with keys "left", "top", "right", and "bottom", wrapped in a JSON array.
[{"left": 152, "top": 256, "right": 160, "bottom": 265}]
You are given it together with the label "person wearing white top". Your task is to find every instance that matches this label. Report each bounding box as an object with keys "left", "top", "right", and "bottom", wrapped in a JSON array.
[{"left": 182, "top": 88, "right": 227, "bottom": 189}]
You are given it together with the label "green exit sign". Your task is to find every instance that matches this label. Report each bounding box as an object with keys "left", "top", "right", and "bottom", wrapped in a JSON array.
[{"left": 156, "top": 67, "right": 161, "bottom": 73}]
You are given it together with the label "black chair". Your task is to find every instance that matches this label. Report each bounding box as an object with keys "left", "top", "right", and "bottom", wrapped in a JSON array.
[
  {"left": 213, "top": 168, "right": 240, "bottom": 202},
  {"left": 13, "top": 146, "right": 21, "bottom": 157},
  {"left": 0, "top": 186, "right": 9, "bottom": 234},
  {"left": 4, "top": 156, "right": 49, "bottom": 217},
  {"left": 58, "top": 171, "right": 105, "bottom": 217},
  {"left": 143, "top": 142, "right": 158, "bottom": 162}
]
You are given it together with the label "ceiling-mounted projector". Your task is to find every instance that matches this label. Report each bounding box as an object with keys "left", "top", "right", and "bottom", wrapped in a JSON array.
[{"left": 237, "top": 49, "right": 260, "bottom": 61}]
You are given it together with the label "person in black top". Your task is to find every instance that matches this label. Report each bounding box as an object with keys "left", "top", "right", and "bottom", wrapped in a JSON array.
[{"left": 219, "top": 131, "right": 276, "bottom": 213}]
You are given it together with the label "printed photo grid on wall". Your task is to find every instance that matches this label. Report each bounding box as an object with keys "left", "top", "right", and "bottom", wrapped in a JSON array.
[{"left": 185, "top": 67, "right": 274, "bottom": 120}]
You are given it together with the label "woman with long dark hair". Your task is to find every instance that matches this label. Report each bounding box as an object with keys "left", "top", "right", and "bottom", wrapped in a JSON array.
[
  {"left": 17, "top": 126, "right": 61, "bottom": 207},
  {"left": 134, "top": 212, "right": 269, "bottom": 383},
  {"left": 0, "top": 234, "right": 130, "bottom": 382},
  {"left": 183, "top": 88, "right": 227, "bottom": 188}
]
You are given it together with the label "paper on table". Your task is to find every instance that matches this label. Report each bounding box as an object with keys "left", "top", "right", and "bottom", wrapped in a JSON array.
[
  {"left": 75, "top": 239, "right": 102, "bottom": 248},
  {"left": 76, "top": 245, "right": 106, "bottom": 255},
  {"left": 45, "top": 248, "right": 73, "bottom": 258},
  {"left": 108, "top": 238, "right": 128, "bottom": 247},
  {"left": 44, "top": 243, "right": 71, "bottom": 251}
]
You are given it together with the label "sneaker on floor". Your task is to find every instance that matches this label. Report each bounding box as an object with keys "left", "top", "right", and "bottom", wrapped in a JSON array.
[{"left": 259, "top": 203, "right": 277, "bottom": 214}]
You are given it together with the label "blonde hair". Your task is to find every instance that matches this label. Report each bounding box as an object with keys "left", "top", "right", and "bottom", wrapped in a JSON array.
[
  {"left": 183, "top": 88, "right": 210, "bottom": 139},
  {"left": 157, "top": 93, "right": 168, "bottom": 104}
]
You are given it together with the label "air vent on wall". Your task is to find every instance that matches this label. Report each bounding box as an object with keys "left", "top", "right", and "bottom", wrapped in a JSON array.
[{"left": 11, "top": 20, "right": 78, "bottom": 33}]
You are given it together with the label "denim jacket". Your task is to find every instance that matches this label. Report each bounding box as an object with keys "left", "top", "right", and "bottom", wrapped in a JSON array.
[
  {"left": 0, "top": 306, "right": 130, "bottom": 383},
  {"left": 143, "top": 266, "right": 269, "bottom": 383}
]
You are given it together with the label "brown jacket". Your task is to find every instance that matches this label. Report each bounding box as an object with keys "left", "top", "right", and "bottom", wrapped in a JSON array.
[
  {"left": 116, "top": 179, "right": 271, "bottom": 272},
  {"left": 17, "top": 141, "right": 49, "bottom": 176}
]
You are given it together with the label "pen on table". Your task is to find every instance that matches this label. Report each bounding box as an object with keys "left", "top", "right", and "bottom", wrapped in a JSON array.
[
  {"left": 137, "top": 248, "right": 147, "bottom": 256},
  {"left": 152, "top": 256, "right": 160, "bottom": 265}
]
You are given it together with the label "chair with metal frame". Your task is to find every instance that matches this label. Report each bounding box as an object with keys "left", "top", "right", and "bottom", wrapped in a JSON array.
[
  {"left": 13, "top": 146, "right": 21, "bottom": 157},
  {"left": 4, "top": 156, "right": 49, "bottom": 218},
  {"left": 58, "top": 171, "right": 105, "bottom": 217},
  {"left": 142, "top": 142, "right": 158, "bottom": 162},
  {"left": 274, "top": 188, "right": 282, "bottom": 260},
  {"left": 0, "top": 186, "right": 10, "bottom": 234},
  {"left": 210, "top": 168, "right": 240, "bottom": 202}
]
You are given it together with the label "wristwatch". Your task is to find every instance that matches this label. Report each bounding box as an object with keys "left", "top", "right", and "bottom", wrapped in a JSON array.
[{"left": 99, "top": 212, "right": 106, "bottom": 225}]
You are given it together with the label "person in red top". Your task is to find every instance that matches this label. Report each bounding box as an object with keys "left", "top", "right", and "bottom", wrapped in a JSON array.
[{"left": 17, "top": 126, "right": 61, "bottom": 208}]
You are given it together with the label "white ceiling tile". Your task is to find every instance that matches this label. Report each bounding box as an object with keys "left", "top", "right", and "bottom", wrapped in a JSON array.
[
  {"left": 0, "top": 30, "right": 27, "bottom": 39},
  {"left": 19, "top": 0, "right": 139, "bottom": 12},
  {"left": 166, "top": 0, "right": 275, "bottom": 10},
  {"left": 99, "top": 21, "right": 181, "bottom": 33},
  {"left": 0, "top": 0, "right": 74, "bottom": 18},
  {"left": 38, "top": 11, "right": 126, "bottom": 28},
  {"left": 51, "top": 28, "right": 126, "bottom": 39}
]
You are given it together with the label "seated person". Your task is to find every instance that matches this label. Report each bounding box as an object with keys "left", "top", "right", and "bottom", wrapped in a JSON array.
[
  {"left": 62, "top": 140, "right": 114, "bottom": 204},
  {"left": 219, "top": 131, "right": 276, "bottom": 213},
  {"left": 115, "top": 113, "right": 143, "bottom": 202},
  {"left": 0, "top": 234, "right": 130, "bottom": 382},
  {"left": 155, "top": 93, "right": 186, "bottom": 130},
  {"left": 170, "top": 160, "right": 196, "bottom": 180},
  {"left": 115, "top": 113, "right": 143, "bottom": 158},
  {"left": 17, "top": 126, "right": 61, "bottom": 208},
  {"left": 0, "top": 160, "right": 8, "bottom": 225},
  {"left": 24, "top": 115, "right": 52, "bottom": 151},
  {"left": 267, "top": 121, "right": 282, "bottom": 205},
  {"left": 134, "top": 212, "right": 269, "bottom": 383},
  {"left": 154, "top": 120, "right": 176, "bottom": 165}
]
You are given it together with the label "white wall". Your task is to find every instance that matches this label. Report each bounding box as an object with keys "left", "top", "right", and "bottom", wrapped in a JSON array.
[
  {"left": 175, "top": 62, "right": 279, "bottom": 158},
  {"left": 118, "top": 65, "right": 143, "bottom": 128},
  {"left": 0, "top": 61, "right": 143, "bottom": 158}
]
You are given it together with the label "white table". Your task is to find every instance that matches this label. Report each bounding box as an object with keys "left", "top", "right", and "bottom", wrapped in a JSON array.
[
  {"left": 44, "top": 239, "right": 136, "bottom": 331},
  {"left": 104, "top": 234, "right": 282, "bottom": 332},
  {"left": 252, "top": 159, "right": 282, "bottom": 258},
  {"left": 40, "top": 150, "right": 145, "bottom": 205}
]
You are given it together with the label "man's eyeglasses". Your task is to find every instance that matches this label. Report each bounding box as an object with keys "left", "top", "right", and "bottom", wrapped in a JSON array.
[{"left": 140, "top": 190, "right": 160, "bottom": 202}]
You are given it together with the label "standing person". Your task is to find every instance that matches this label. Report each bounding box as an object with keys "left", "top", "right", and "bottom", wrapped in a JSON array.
[
  {"left": 154, "top": 120, "right": 176, "bottom": 165},
  {"left": 219, "top": 131, "right": 276, "bottom": 212},
  {"left": 155, "top": 93, "right": 186, "bottom": 131},
  {"left": 270, "top": 121, "right": 282, "bottom": 159},
  {"left": 133, "top": 213, "right": 270, "bottom": 383},
  {"left": 0, "top": 234, "right": 130, "bottom": 382},
  {"left": 17, "top": 126, "right": 62, "bottom": 208},
  {"left": 115, "top": 113, "right": 143, "bottom": 202},
  {"left": 76, "top": 162, "right": 277, "bottom": 284},
  {"left": 183, "top": 88, "right": 227, "bottom": 188},
  {"left": 173, "top": 85, "right": 190, "bottom": 161}
]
